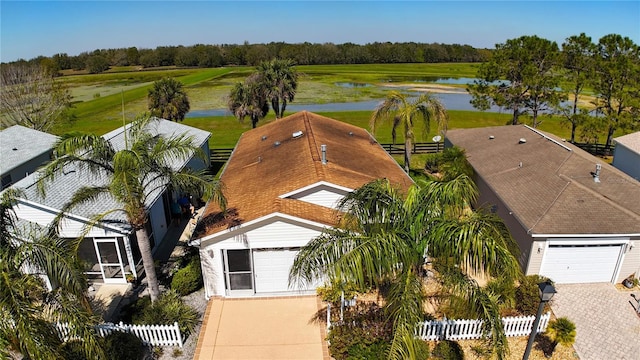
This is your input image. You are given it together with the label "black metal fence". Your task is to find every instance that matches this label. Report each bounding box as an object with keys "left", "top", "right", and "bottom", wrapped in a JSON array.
[
  {"left": 211, "top": 141, "right": 613, "bottom": 163},
  {"left": 210, "top": 142, "right": 444, "bottom": 163},
  {"left": 210, "top": 148, "right": 234, "bottom": 162},
  {"left": 570, "top": 142, "right": 615, "bottom": 157},
  {"left": 379, "top": 142, "right": 444, "bottom": 155}
]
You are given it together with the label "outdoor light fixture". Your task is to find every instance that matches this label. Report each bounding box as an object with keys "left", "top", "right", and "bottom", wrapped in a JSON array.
[{"left": 522, "top": 281, "right": 556, "bottom": 360}]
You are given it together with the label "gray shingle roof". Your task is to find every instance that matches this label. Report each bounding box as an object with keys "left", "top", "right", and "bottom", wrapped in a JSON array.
[
  {"left": 12, "top": 118, "right": 210, "bottom": 226},
  {"left": 0, "top": 125, "right": 58, "bottom": 175},
  {"left": 614, "top": 131, "right": 640, "bottom": 154},
  {"left": 446, "top": 125, "right": 640, "bottom": 235}
]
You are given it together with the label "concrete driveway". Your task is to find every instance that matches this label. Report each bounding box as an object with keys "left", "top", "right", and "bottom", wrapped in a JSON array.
[
  {"left": 194, "top": 296, "right": 329, "bottom": 360},
  {"left": 551, "top": 283, "right": 640, "bottom": 360}
]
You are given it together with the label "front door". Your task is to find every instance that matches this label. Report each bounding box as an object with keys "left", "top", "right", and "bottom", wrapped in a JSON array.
[
  {"left": 223, "top": 249, "right": 254, "bottom": 295},
  {"left": 94, "top": 238, "right": 126, "bottom": 284}
]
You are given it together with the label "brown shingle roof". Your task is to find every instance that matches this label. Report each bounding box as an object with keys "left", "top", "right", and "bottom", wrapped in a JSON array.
[
  {"left": 446, "top": 125, "right": 640, "bottom": 235},
  {"left": 197, "top": 111, "right": 413, "bottom": 238}
]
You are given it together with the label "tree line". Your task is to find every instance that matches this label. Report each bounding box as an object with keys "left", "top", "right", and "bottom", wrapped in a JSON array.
[
  {"left": 5, "top": 41, "right": 491, "bottom": 74},
  {"left": 469, "top": 33, "right": 639, "bottom": 146}
]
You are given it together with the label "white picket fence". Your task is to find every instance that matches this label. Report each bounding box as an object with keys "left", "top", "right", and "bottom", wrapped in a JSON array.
[
  {"left": 415, "top": 312, "right": 551, "bottom": 341},
  {"left": 55, "top": 321, "right": 183, "bottom": 347}
]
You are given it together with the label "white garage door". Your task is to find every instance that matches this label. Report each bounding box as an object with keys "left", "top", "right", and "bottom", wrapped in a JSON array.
[
  {"left": 252, "top": 248, "right": 302, "bottom": 293},
  {"left": 540, "top": 244, "right": 622, "bottom": 284}
]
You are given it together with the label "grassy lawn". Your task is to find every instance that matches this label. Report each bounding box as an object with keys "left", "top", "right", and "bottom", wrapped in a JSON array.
[
  {"left": 50, "top": 63, "right": 623, "bottom": 149},
  {"left": 181, "top": 109, "right": 577, "bottom": 150}
]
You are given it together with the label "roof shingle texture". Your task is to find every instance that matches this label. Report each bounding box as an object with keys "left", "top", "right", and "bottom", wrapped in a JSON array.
[
  {"left": 614, "top": 131, "right": 640, "bottom": 154},
  {"left": 13, "top": 119, "right": 210, "bottom": 224},
  {"left": 446, "top": 125, "right": 640, "bottom": 235},
  {"left": 199, "top": 111, "right": 413, "bottom": 237},
  {"left": 0, "top": 125, "right": 58, "bottom": 175}
]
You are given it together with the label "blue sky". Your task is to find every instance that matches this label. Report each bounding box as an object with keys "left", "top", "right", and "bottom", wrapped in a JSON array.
[{"left": 1, "top": 1, "right": 639, "bottom": 62}]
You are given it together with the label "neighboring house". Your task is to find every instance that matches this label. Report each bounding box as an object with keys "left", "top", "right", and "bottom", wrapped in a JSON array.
[
  {"left": 612, "top": 131, "right": 640, "bottom": 181},
  {"left": 7, "top": 119, "right": 211, "bottom": 284},
  {"left": 0, "top": 125, "right": 58, "bottom": 190},
  {"left": 191, "top": 111, "right": 413, "bottom": 298},
  {"left": 446, "top": 125, "right": 640, "bottom": 284}
]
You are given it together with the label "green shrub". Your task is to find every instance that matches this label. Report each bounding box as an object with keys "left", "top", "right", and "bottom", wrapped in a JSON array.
[
  {"left": 102, "top": 331, "right": 144, "bottom": 360},
  {"left": 60, "top": 340, "right": 89, "bottom": 360},
  {"left": 486, "top": 277, "right": 517, "bottom": 313},
  {"left": 424, "top": 146, "right": 473, "bottom": 180},
  {"left": 547, "top": 317, "right": 576, "bottom": 348},
  {"left": 171, "top": 256, "right": 203, "bottom": 296},
  {"left": 346, "top": 341, "right": 390, "bottom": 359},
  {"left": 326, "top": 303, "right": 392, "bottom": 360},
  {"left": 432, "top": 340, "right": 464, "bottom": 360},
  {"left": 515, "top": 275, "right": 552, "bottom": 315},
  {"left": 131, "top": 291, "right": 199, "bottom": 337},
  {"left": 119, "top": 295, "right": 152, "bottom": 323},
  {"left": 316, "top": 280, "right": 360, "bottom": 306}
]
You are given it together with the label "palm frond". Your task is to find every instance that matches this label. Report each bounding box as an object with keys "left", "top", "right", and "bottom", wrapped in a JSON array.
[{"left": 437, "top": 262, "right": 509, "bottom": 359}]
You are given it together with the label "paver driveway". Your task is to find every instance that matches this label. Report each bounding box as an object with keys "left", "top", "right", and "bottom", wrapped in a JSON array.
[
  {"left": 194, "top": 296, "right": 328, "bottom": 360},
  {"left": 551, "top": 283, "right": 640, "bottom": 360}
]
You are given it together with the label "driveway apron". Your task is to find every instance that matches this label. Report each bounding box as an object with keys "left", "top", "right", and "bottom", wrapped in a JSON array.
[
  {"left": 194, "top": 296, "right": 328, "bottom": 360},
  {"left": 551, "top": 283, "right": 640, "bottom": 360}
]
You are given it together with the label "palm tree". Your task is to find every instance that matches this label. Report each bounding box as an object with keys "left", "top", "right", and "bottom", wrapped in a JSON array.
[
  {"left": 546, "top": 317, "right": 576, "bottom": 355},
  {"left": 0, "top": 190, "right": 105, "bottom": 359},
  {"left": 227, "top": 73, "right": 269, "bottom": 128},
  {"left": 38, "top": 115, "right": 225, "bottom": 303},
  {"left": 256, "top": 58, "right": 299, "bottom": 118},
  {"left": 290, "top": 175, "right": 521, "bottom": 360},
  {"left": 371, "top": 91, "right": 448, "bottom": 172},
  {"left": 148, "top": 77, "right": 191, "bottom": 122}
]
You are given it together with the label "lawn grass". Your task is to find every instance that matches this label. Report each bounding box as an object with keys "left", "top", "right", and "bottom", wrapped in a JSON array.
[
  {"left": 50, "top": 63, "right": 623, "bottom": 148},
  {"left": 179, "top": 109, "right": 576, "bottom": 150}
]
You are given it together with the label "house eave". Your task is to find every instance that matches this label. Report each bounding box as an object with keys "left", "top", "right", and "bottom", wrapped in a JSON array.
[
  {"left": 190, "top": 212, "right": 332, "bottom": 247},
  {"left": 531, "top": 233, "right": 640, "bottom": 238},
  {"left": 278, "top": 181, "right": 354, "bottom": 199},
  {"left": 16, "top": 197, "right": 131, "bottom": 235}
]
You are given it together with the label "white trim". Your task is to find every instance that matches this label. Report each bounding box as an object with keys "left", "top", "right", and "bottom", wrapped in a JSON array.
[
  {"left": 539, "top": 238, "right": 627, "bottom": 283},
  {"left": 94, "top": 238, "right": 127, "bottom": 284},
  {"left": 16, "top": 198, "right": 131, "bottom": 235},
  {"left": 278, "top": 181, "right": 354, "bottom": 199},
  {"left": 547, "top": 238, "right": 629, "bottom": 246},
  {"left": 524, "top": 125, "right": 573, "bottom": 152},
  {"left": 192, "top": 212, "right": 331, "bottom": 246},
  {"left": 532, "top": 233, "right": 640, "bottom": 238}
]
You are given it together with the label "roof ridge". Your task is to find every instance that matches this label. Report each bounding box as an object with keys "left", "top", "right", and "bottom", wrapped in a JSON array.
[
  {"left": 559, "top": 173, "right": 640, "bottom": 221},
  {"left": 302, "top": 112, "right": 326, "bottom": 180}
]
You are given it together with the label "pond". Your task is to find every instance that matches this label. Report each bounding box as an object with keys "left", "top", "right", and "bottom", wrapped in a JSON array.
[{"left": 185, "top": 92, "right": 505, "bottom": 118}]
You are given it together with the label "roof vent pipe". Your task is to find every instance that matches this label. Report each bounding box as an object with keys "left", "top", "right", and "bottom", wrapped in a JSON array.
[
  {"left": 321, "top": 144, "right": 327, "bottom": 164},
  {"left": 593, "top": 163, "right": 602, "bottom": 183}
]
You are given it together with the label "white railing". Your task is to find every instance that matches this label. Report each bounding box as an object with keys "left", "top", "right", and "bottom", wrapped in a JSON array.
[
  {"left": 55, "top": 321, "right": 183, "bottom": 347},
  {"left": 415, "top": 312, "right": 551, "bottom": 341}
]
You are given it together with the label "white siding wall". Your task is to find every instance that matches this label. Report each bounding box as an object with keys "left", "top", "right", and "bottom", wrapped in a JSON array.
[
  {"left": 245, "top": 220, "right": 322, "bottom": 248},
  {"left": 199, "top": 217, "right": 325, "bottom": 298},
  {"left": 616, "top": 236, "right": 640, "bottom": 283},
  {"left": 287, "top": 184, "right": 348, "bottom": 209},
  {"left": 612, "top": 145, "right": 640, "bottom": 180}
]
